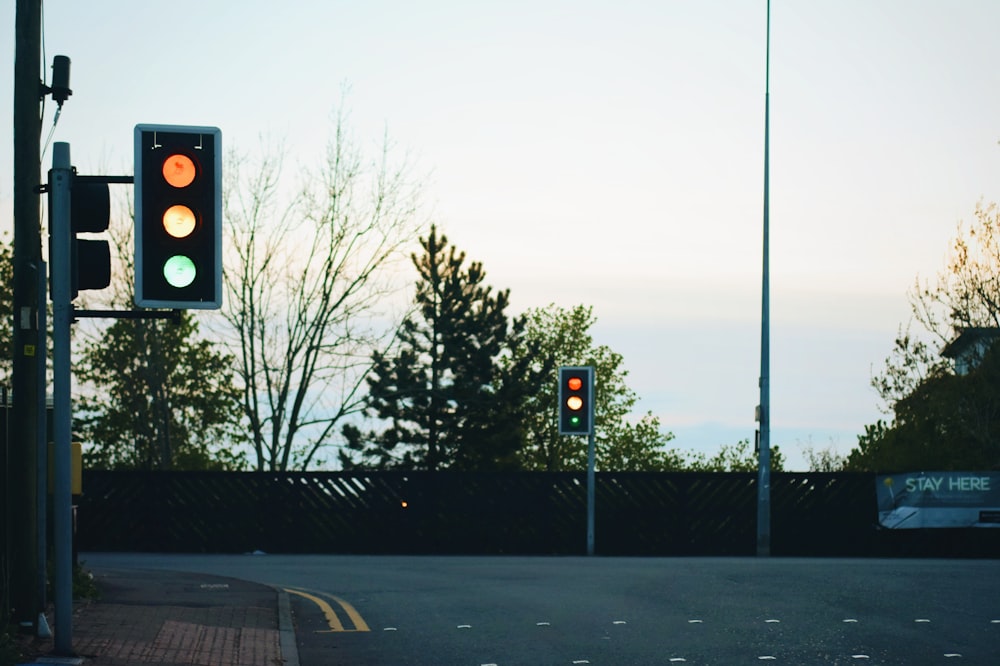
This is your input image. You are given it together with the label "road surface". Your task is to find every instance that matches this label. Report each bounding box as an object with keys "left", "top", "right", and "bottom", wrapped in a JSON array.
[{"left": 82, "top": 553, "right": 1000, "bottom": 665}]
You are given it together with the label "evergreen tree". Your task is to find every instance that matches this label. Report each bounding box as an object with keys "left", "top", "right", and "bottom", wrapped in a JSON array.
[
  {"left": 76, "top": 313, "right": 244, "bottom": 470},
  {"left": 342, "top": 225, "right": 545, "bottom": 470}
]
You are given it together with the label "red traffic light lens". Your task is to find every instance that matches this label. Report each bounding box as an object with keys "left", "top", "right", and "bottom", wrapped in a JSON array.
[
  {"left": 162, "top": 154, "right": 196, "bottom": 188},
  {"left": 567, "top": 377, "right": 583, "bottom": 391}
]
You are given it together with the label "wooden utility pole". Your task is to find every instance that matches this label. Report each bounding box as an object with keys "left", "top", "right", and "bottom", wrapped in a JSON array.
[{"left": 11, "top": 0, "right": 42, "bottom": 629}]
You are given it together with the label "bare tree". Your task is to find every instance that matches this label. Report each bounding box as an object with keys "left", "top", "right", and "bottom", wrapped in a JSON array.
[{"left": 223, "top": 112, "right": 422, "bottom": 470}]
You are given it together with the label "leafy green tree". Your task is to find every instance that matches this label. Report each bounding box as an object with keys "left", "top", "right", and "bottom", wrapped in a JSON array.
[
  {"left": 687, "top": 438, "right": 785, "bottom": 472},
  {"left": 512, "top": 304, "right": 681, "bottom": 471},
  {"left": 341, "top": 225, "right": 546, "bottom": 470},
  {"left": 76, "top": 313, "right": 244, "bottom": 470},
  {"left": 873, "top": 201, "right": 1000, "bottom": 409},
  {"left": 74, "top": 203, "right": 244, "bottom": 471},
  {"left": 858, "top": 201, "right": 1000, "bottom": 471},
  {"left": 801, "top": 438, "right": 849, "bottom": 472},
  {"left": 849, "top": 344, "right": 1000, "bottom": 471}
]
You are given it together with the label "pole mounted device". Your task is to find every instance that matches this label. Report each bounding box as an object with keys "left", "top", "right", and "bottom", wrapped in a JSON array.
[{"left": 134, "top": 124, "right": 222, "bottom": 309}]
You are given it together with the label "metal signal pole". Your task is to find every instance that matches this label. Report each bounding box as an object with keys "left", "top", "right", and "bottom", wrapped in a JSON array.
[
  {"left": 756, "top": 0, "right": 772, "bottom": 557},
  {"left": 49, "top": 142, "right": 75, "bottom": 654}
]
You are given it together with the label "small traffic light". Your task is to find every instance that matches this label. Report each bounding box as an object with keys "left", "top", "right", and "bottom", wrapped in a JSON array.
[
  {"left": 134, "top": 124, "right": 222, "bottom": 309},
  {"left": 559, "top": 366, "right": 594, "bottom": 435},
  {"left": 69, "top": 175, "right": 111, "bottom": 298}
]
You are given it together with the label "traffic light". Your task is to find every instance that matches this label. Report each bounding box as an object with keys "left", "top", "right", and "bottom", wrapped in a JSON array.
[
  {"left": 68, "top": 175, "right": 111, "bottom": 299},
  {"left": 559, "top": 366, "right": 594, "bottom": 435},
  {"left": 134, "top": 124, "right": 222, "bottom": 309}
]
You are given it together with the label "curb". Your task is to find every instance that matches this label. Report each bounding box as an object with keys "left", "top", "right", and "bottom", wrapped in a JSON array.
[{"left": 276, "top": 588, "right": 300, "bottom": 666}]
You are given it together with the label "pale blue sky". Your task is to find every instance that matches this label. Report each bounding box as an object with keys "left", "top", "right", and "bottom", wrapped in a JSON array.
[{"left": 3, "top": 1, "right": 999, "bottom": 469}]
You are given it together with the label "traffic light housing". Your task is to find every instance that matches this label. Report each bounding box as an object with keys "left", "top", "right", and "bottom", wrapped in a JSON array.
[
  {"left": 69, "top": 175, "right": 111, "bottom": 298},
  {"left": 134, "top": 124, "right": 222, "bottom": 309},
  {"left": 559, "top": 366, "right": 594, "bottom": 435}
]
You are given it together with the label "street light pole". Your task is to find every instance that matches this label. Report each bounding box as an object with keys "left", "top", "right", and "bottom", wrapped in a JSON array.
[{"left": 756, "top": 0, "right": 772, "bottom": 558}]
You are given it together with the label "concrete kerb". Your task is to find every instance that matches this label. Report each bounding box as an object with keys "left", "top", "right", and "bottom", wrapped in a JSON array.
[{"left": 276, "top": 587, "right": 300, "bottom": 666}]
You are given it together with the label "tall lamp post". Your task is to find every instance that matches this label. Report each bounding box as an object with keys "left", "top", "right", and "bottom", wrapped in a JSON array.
[{"left": 756, "top": 0, "right": 772, "bottom": 557}]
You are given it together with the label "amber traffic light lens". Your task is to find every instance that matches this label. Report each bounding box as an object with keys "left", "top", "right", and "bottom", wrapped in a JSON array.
[
  {"left": 162, "top": 205, "right": 197, "bottom": 238},
  {"left": 567, "top": 377, "right": 583, "bottom": 391},
  {"left": 566, "top": 396, "right": 584, "bottom": 411},
  {"left": 162, "top": 153, "right": 196, "bottom": 188}
]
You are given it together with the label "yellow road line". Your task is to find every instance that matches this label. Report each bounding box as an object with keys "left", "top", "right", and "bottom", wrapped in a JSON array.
[
  {"left": 284, "top": 587, "right": 370, "bottom": 632},
  {"left": 328, "top": 594, "right": 370, "bottom": 632}
]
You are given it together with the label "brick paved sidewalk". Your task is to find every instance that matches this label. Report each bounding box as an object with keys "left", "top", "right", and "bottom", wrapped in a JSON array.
[{"left": 23, "top": 568, "right": 289, "bottom": 666}]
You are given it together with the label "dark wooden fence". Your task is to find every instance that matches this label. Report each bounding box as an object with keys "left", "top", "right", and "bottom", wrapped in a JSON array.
[{"left": 76, "top": 470, "right": 1000, "bottom": 557}]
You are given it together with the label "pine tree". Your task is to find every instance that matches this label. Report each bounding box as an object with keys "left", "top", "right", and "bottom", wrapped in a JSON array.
[{"left": 342, "top": 225, "right": 545, "bottom": 470}]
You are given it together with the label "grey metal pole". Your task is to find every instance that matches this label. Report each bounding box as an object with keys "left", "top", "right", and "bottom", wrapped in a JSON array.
[
  {"left": 756, "top": 0, "right": 772, "bottom": 558},
  {"left": 586, "top": 429, "right": 596, "bottom": 556},
  {"left": 50, "top": 142, "right": 74, "bottom": 654}
]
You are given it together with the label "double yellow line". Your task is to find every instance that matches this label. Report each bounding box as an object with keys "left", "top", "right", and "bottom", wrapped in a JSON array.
[{"left": 284, "top": 587, "right": 371, "bottom": 633}]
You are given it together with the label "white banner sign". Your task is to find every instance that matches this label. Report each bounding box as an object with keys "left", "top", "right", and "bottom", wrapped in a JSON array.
[{"left": 876, "top": 472, "right": 1000, "bottom": 529}]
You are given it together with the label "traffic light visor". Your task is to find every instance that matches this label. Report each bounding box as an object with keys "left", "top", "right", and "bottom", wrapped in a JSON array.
[
  {"left": 162, "top": 153, "right": 197, "bottom": 188},
  {"left": 567, "top": 376, "right": 583, "bottom": 391}
]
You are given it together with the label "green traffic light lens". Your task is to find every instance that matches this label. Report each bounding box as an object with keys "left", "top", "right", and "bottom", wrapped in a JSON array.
[
  {"left": 570, "top": 416, "right": 580, "bottom": 425},
  {"left": 163, "top": 255, "right": 197, "bottom": 288}
]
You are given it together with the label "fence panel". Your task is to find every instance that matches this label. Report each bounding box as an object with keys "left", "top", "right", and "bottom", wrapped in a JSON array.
[{"left": 75, "top": 470, "right": 999, "bottom": 557}]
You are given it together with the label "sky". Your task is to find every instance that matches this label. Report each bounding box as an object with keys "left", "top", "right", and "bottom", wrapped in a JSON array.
[{"left": 2, "top": 0, "right": 999, "bottom": 470}]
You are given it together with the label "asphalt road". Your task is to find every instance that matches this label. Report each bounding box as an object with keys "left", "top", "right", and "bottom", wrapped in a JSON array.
[{"left": 82, "top": 553, "right": 1000, "bottom": 665}]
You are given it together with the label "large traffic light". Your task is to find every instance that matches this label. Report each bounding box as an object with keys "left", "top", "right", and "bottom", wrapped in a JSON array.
[
  {"left": 67, "top": 175, "right": 111, "bottom": 299},
  {"left": 134, "top": 124, "right": 222, "bottom": 309},
  {"left": 559, "top": 366, "right": 594, "bottom": 435}
]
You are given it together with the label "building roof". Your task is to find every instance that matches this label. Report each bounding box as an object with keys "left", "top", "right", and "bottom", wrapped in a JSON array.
[{"left": 941, "top": 326, "right": 1000, "bottom": 360}]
